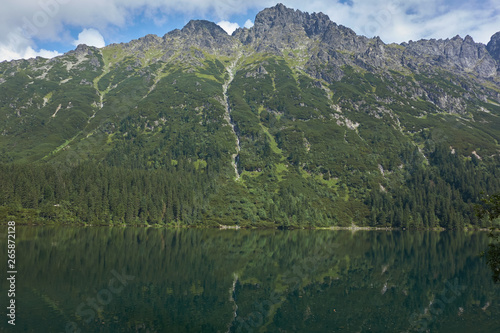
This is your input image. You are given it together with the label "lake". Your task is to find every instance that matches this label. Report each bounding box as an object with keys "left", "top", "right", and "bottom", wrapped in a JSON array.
[{"left": 1, "top": 227, "right": 499, "bottom": 332}]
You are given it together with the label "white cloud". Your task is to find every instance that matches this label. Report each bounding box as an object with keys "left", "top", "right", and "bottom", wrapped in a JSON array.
[
  {"left": 0, "top": 28, "right": 61, "bottom": 62},
  {"left": 0, "top": 43, "right": 61, "bottom": 62},
  {"left": 26, "top": 47, "right": 61, "bottom": 59},
  {"left": 0, "top": 46, "right": 61, "bottom": 62},
  {"left": 72, "top": 28, "right": 105, "bottom": 48},
  {"left": 282, "top": 0, "right": 500, "bottom": 44},
  {"left": 244, "top": 19, "right": 254, "bottom": 29},
  {"left": 216, "top": 20, "right": 240, "bottom": 35}
]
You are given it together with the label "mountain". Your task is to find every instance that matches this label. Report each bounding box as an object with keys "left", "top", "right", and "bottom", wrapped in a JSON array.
[{"left": 1, "top": 4, "right": 500, "bottom": 228}]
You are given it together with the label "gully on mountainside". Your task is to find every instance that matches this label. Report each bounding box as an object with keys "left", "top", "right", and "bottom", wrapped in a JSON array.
[{"left": 222, "top": 52, "right": 242, "bottom": 179}]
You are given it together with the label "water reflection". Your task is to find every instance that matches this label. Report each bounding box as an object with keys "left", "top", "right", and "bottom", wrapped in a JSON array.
[{"left": 0, "top": 227, "right": 499, "bottom": 332}]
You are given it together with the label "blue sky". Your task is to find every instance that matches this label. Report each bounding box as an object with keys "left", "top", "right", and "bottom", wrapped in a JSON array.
[{"left": 1, "top": 0, "right": 499, "bottom": 62}]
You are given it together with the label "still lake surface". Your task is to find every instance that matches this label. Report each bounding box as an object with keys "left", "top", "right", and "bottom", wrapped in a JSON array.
[{"left": 1, "top": 227, "right": 500, "bottom": 332}]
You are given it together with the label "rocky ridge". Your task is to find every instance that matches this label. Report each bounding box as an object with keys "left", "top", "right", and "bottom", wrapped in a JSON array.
[
  {"left": 94, "top": 3, "right": 499, "bottom": 97},
  {"left": 7, "top": 4, "right": 498, "bottom": 85}
]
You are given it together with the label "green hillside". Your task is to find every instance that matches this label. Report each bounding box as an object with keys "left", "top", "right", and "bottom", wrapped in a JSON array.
[{"left": 1, "top": 5, "right": 500, "bottom": 228}]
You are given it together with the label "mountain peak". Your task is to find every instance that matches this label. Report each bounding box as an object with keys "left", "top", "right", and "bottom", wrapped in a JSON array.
[
  {"left": 66, "top": 44, "right": 96, "bottom": 57},
  {"left": 181, "top": 20, "right": 227, "bottom": 35},
  {"left": 234, "top": 3, "right": 340, "bottom": 54},
  {"left": 253, "top": 3, "right": 309, "bottom": 29},
  {"left": 270, "top": 3, "right": 288, "bottom": 12},
  {"left": 165, "top": 19, "right": 233, "bottom": 52},
  {"left": 487, "top": 31, "right": 500, "bottom": 64},
  {"left": 256, "top": 3, "right": 294, "bottom": 17}
]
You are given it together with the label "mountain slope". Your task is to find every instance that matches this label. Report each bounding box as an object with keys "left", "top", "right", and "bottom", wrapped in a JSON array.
[{"left": 1, "top": 4, "right": 500, "bottom": 228}]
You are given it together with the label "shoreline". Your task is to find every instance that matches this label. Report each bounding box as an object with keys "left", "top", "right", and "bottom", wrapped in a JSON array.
[{"left": 2, "top": 221, "right": 497, "bottom": 232}]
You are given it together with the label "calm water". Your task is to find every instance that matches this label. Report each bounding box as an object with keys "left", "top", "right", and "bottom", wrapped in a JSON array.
[{"left": 1, "top": 227, "right": 499, "bottom": 332}]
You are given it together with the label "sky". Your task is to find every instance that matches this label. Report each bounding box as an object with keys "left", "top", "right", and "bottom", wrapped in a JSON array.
[{"left": 1, "top": 0, "right": 499, "bottom": 62}]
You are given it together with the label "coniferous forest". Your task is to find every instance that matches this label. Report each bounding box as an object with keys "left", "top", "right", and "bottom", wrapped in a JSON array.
[{"left": 1, "top": 142, "right": 499, "bottom": 228}]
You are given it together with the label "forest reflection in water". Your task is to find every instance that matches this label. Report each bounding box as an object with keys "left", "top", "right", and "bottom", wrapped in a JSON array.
[{"left": 1, "top": 227, "right": 499, "bottom": 332}]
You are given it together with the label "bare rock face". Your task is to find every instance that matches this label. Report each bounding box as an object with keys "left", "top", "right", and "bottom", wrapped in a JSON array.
[
  {"left": 135, "top": 34, "right": 163, "bottom": 51},
  {"left": 229, "top": 4, "right": 498, "bottom": 82},
  {"left": 234, "top": 3, "right": 314, "bottom": 53},
  {"left": 487, "top": 32, "right": 500, "bottom": 67},
  {"left": 234, "top": 3, "right": 365, "bottom": 55},
  {"left": 402, "top": 35, "right": 497, "bottom": 77},
  {"left": 68, "top": 44, "right": 95, "bottom": 56},
  {"left": 166, "top": 20, "right": 234, "bottom": 53}
]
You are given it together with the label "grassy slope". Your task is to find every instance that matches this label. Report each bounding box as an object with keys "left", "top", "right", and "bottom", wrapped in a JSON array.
[{"left": 0, "top": 45, "right": 499, "bottom": 227}]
